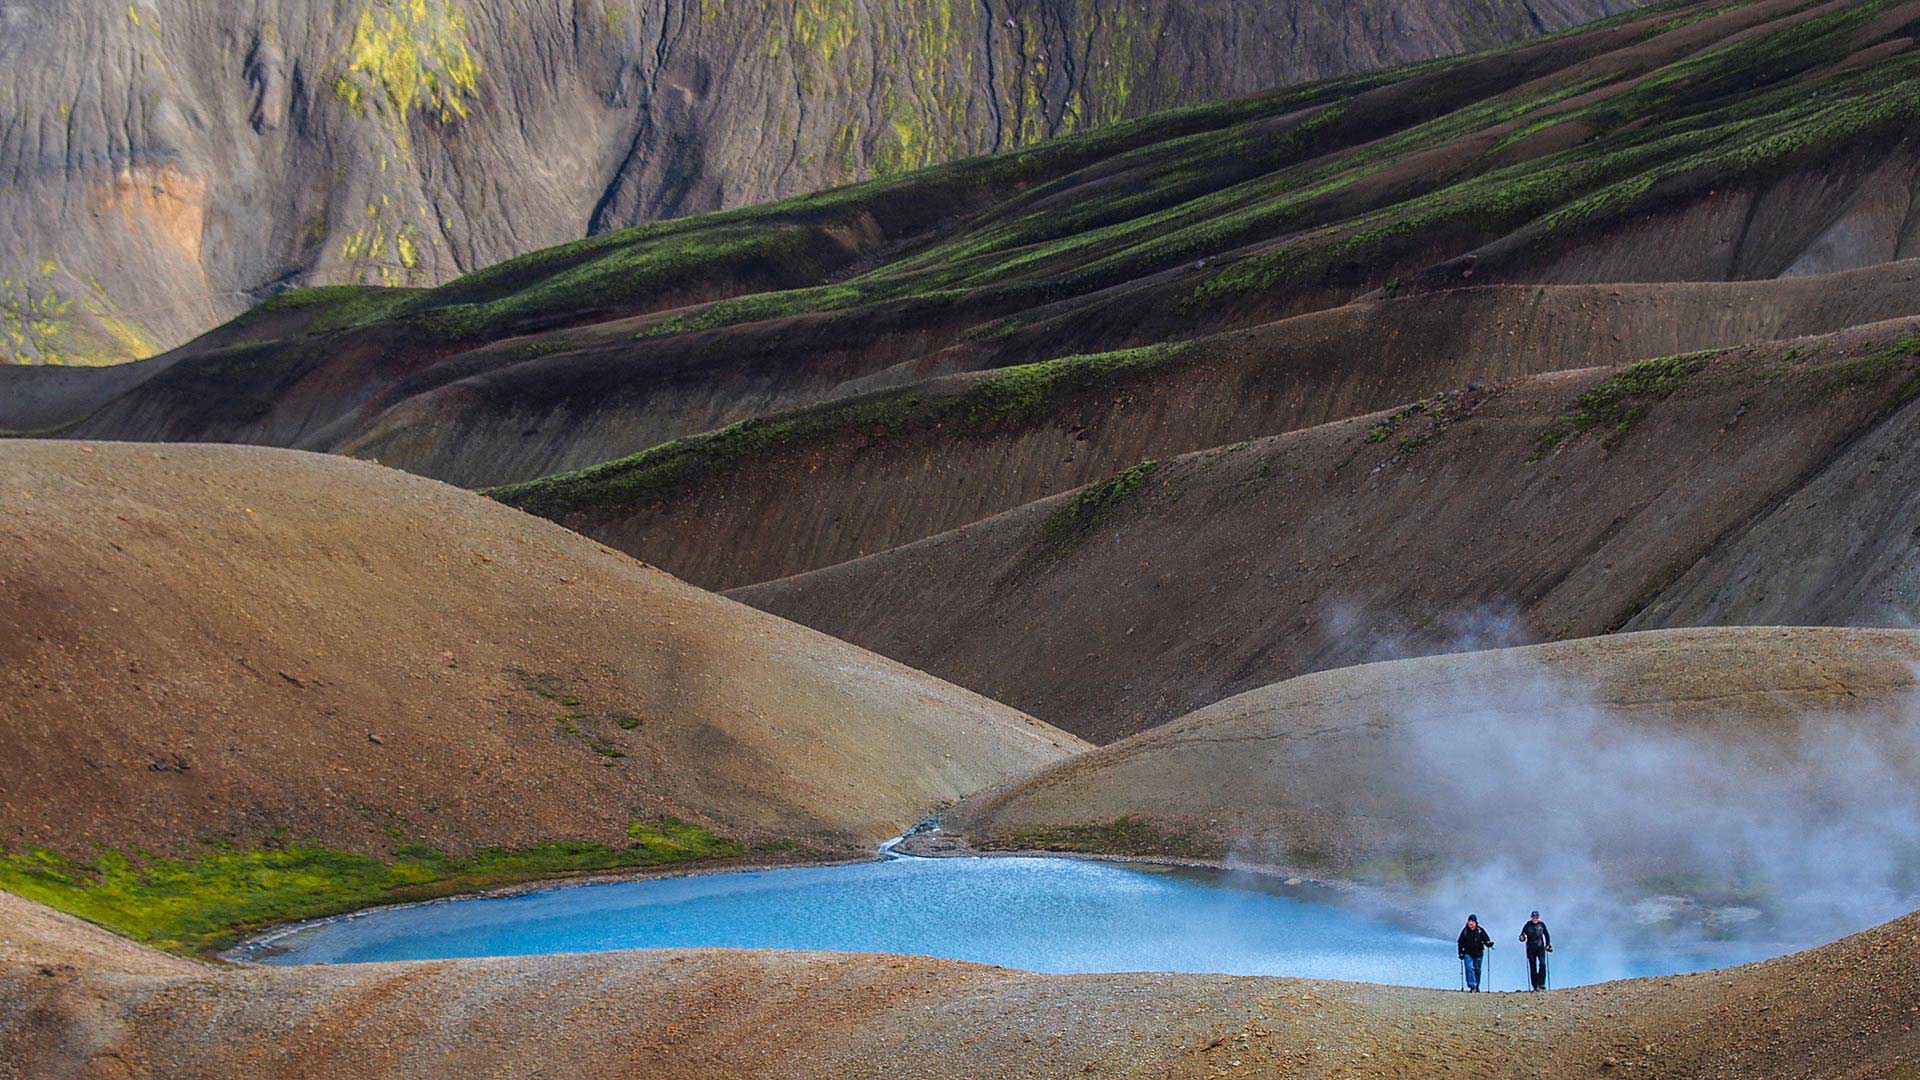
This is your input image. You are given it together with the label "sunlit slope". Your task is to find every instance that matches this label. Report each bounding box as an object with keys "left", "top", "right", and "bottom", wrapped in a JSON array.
[{"left": 0, "top": 440, "right": 1080, "bottom": 946}]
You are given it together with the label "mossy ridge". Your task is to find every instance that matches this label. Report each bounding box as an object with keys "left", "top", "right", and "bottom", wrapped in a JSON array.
[
  {"left": 0, "top": 818, "right": 745, "bottom": 955},
  {"left": 790, "top": 0, "right": 1885, "bottom": 321},
  {"left": 1532, "top": 349, "right": 1720, "bottom": 457},
  {"left": 932, "top": 58, "right": 1644, "bottom": 305},
  {"left": 215, "top": 48, "right": 1423, "bottom": 350},
  {"left": 1811, "top": 332, "right": 1920, "bottom": 401},
  {"left": 614, "top": 80, "right": 1406, "bottom": 341},
  {"left": 1365, "top": 392, "right": 1469, "bottom": 455},
  {"left": 983, "top": 815, "right": 1220, "bottom": 859},
  {"left": 242, "top": 284, "right": 425, "bottom": 336},
  {"left": 869, "top": 64, "right": 1428, "bottom": 281},
  {"left": 862, "top": 57, "right": 1632, "bottom": 311},
  {"left": 486, "top": 342, "right": 1193, "bottom": 518},
  {"left": 354, "top": 66, "right": 1330, "bottom": 334},
  {"left": 858, "top": 0, "right": 1784, "bottom": 309},
  {"left": 1193, "top": 12, "right": 1920, "bottom": 306},
  {"left": 1039, "top": 460, "right": 1160, "bottom": 551}
]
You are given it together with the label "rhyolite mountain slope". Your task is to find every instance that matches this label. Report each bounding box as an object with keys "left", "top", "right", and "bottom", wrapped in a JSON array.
[
  {"left": 502, "top": 263, "right": 1920, "bottom": 590},
  {"left": 11, "top": 0, "right": 1913, "bottom": 570},
  {"left": 738, "top": 321, "right": 1920, "bottom": 741},
  {"left": 0, "top": 439, "right": 1080, "bottom": 947},
  {"left": 0, "top": 0, "right": 1633, "bottom": 366},
  {"left": 12, "top": 0, "right": 1920, "bottom": 739}
]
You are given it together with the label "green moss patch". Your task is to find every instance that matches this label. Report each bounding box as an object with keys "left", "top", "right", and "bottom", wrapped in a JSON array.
[
  {"left": 486, "top": 342, "right": 1192, "bottom": 519},
  {"left": 1532, "top": 350, "right": 1717, "bottom": 457},
  {"left": 1812, "top": 332, "right": 1920, "bottom": 401},
  {"left": 1365, "top": 392, "right": 1469, "bottom": 455},
  {"left": 1039, "top": 460, "right": 1160, "bottom": 551},
  {"left": 243, "top": 284, "right": 423, "bottom": 335},
  {"left": 983, "top": 815, "right": 1220, "bottom": 859},
  {"left": 0, "top": 819, "right": 743, "bottom": 955}
]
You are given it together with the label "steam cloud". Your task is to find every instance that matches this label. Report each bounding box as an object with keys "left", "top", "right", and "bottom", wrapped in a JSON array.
[{"left": 1295, "top": 608, "right": 1920, "bottom": 981}]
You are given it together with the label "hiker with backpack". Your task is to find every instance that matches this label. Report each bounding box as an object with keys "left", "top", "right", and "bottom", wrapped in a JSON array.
[{"left": 1456, "top": 914, "right": 1493, "bottom": 991}]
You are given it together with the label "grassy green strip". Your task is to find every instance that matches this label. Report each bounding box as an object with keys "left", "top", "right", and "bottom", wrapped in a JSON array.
[
  {"left": 1812, "top": 332, "right": 1920, "bottom": 400},
  {"left": 486, "top": 342, "right": 1192, "bottom": 518},
  {"left": 982, "top": 816, "right": 1219, "bottom": 859},
  {"left": 0, "top": 818, "right": 743, "bottom": 955},
  {"left": 1533, "top": 349, "right": 1718, "bottom": 456},
  {"left": 241, "top": 285, "right": 424, "bottom": 335},
  {"left": 1039, "top": 461, "right": 1159, "bottom": 551}
]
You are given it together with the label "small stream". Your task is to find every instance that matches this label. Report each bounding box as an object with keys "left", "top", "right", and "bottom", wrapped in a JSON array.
[{"left": 247, "top": 851, "right": 1801, "bottom": 988}]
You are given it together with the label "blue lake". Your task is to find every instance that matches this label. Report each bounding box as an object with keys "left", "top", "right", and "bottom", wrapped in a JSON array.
[{"left": 251, "top": 855, "right": 1790, "bottom": 987}]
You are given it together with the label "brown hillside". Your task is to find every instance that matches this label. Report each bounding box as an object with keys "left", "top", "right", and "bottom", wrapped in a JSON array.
[
  {"left": 16, "top": 0, "right": 1908, "bottom": 492},
  {"left": 2, "top": 894, "right": 1917, "bottom": 1079},
  {"left": 0, "top": 441, "right": 1081, "bottom": 864},
  {"left": 497, "top": 263, "right": 1920, "bottom": 590},
  {"left": 950, "top": 626, "right": 1920, "bottom": 882},
  {"left": 738, "top": 319, "right": 1920, "bottom": 742}
]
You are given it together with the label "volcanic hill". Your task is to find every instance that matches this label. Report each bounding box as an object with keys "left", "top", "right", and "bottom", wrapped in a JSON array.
[
  {"left": 0, "top": 0, "right": 1628, "bottom": 366},
  {"left": 947, "top": 626, "right": 1920, "bottom": 889},
  {"left": 5, "top": 0, "right": 1881, "bottom": 460},
  {"left": 0, "top": 439, "right": 1080, "bottom": 950}
]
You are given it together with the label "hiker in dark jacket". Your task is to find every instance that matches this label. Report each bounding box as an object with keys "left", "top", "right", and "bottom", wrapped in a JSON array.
[
  {"left": 1519, "top": 911, "right": 1552, "bottom": 990},
  {"left": 1456, "top": 915, "right": 1493, "bottom": 991}
]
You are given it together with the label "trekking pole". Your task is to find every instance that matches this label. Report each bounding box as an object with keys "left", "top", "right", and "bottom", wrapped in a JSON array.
[{"left": 1460, "top": 954, "right": 1467, "bottom": 992}]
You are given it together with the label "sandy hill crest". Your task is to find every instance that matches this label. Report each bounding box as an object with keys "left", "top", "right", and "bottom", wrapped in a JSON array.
[{"left": 0, "top": 439, "right": 1080, "bottom": 868}]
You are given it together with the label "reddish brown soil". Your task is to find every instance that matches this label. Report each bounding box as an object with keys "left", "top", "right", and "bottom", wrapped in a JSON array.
[
  {"left": 739, "top": 319, "right": 1920, "bottom": 742},
  {"left": 538, "top": 265, "right": 1920, "bottom": 591}
]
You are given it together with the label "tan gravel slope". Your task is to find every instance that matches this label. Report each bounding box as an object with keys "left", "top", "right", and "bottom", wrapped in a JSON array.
[
  {"left": 2, "top": 898, "right": 1916, "bottom": 1079},
  {"left": 0, "top": 440, "right": 1082, "bottom": 861},
  {"left": 0, "top": 891, "right": 198, "bottom": 978},
  {"left": 951, "top": 626, "right": 1920, "bottom": 881}
]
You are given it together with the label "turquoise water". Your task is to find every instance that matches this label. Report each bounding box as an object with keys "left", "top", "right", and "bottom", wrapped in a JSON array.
[{"left": 252, "top": 855, "right": 1785, "bottom": 987}]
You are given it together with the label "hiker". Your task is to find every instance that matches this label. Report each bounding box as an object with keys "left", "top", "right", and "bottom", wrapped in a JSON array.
[
  {"left": 1519, "top": 910, "right": 1552, "bottom": 990},
  {"left": 1457, "top": 914, "right": 1493, "bottom": 991}
]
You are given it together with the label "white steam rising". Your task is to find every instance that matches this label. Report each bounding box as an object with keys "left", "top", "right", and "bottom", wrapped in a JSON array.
[{"left": 1297, "top": 611, "right": 1920, "bottom": 981}]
